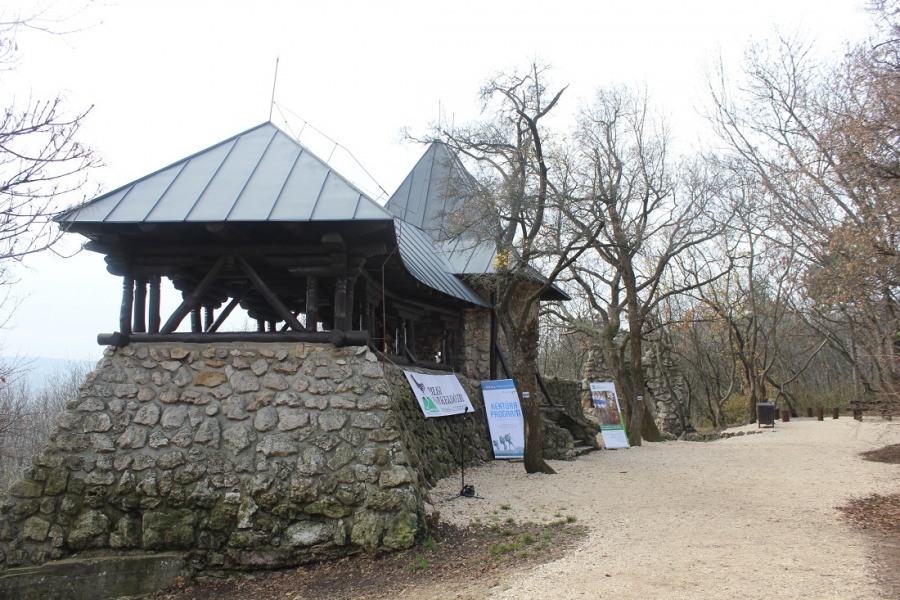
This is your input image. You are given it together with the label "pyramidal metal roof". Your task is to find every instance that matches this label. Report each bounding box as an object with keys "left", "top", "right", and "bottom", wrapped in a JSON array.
[
  {"left": 56, "top": 122, "right": 488, "bottom": 307},
  {"left": 385, "top": 141, "right": 475, "bottom": 242},
  {"left": 387, "top": 143, "right": 567, "bottom": 301},
  {"left": 57, "top": 122, "right": 392, "bottom": 224}
]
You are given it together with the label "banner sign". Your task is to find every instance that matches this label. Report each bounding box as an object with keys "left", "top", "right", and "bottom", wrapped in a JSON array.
[
  {"left": 481, "top": 379, "right": 525, "bottom": 459},
  {"left": 404, "top": 371, "right": 474, "bottom": 417},
  {"left": 590, "top": 381, "right": 630, "bottom": 449}
]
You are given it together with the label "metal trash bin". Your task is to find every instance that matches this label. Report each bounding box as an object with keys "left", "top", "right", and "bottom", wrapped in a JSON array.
[{"left": 757, "top": 403, "right": 775, "bottom": 428}]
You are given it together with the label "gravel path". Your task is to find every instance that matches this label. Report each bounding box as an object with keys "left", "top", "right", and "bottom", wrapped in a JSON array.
[{"left": 428, "top": 418, "right": 900, "bottom": 599}]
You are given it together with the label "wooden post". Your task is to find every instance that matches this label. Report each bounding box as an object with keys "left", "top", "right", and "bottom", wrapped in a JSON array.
[
  {"left": 781, "top": 409, "right": 790, "bottom": 422},
  {"left": 148, "top": 276, "right": 161, "bottom": 334},
  {"left": 204, "top": 306, "right": 214, "bottom": 331},
  {"left": 306, "top": 276, "right": 319, "bottom": 332},
  {"left": 334, "top": 276, "right": 348, "bottom": 331},
  {"left": 833, "top": 407, "right": 840, "bottom": 419},
  {"left": 816, "top": 407, "right": 824, "bottom": 421},
  {"left": 854, "top": 409, "right": 863, "bottom": 421},
  {"left": 806, "top": 407, "right": 813, "bottom": 418},
  {"left": 119, "top": 275, "right": 134, "bottom": 335},
  {"left": 406, "top": 319, "right": 417, "bottom": 360},
  {"left": 190, "top": 307, "right": 202, "bottom": 333},
  {"left": 345, "top": 276, "right": 357, "bottom": 331},
  {"left": 133, "top": 277, "right": 147, "bottom": 333}
]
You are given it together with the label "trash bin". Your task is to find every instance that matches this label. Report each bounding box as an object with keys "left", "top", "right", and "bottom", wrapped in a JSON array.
[{"left": 757, "top": 402, "right": 775, "bottom": 428}]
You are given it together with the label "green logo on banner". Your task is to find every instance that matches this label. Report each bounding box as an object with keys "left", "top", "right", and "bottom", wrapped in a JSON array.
[{"left": 422, "top": 397, "right": 440, "bottom": 413}]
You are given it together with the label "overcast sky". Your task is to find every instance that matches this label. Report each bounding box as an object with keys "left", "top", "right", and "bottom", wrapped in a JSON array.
[{"left": 1, "top": 0, "right": 875, "bottom": 362}]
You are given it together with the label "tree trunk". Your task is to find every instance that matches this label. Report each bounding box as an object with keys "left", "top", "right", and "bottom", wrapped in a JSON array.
[{"left": 499, "top": 296, "right": 555, "bottom": 475}]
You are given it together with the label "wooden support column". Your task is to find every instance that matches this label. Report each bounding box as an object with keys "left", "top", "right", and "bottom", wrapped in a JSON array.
[
  {"left": 257, "top": 319, "right": 266, "bottom": 332},
  {"left": 364, "top": 280, "right": 381, "bottom": 337},
  {"left": 120, "top": 274, "right": 135, "bottom": 335},
  {"left": 148, "top": 276, "right": 161, "bottom": 334},
  {"left": 334, "top": 277, "right": 348, "bottom": 331},
  {"left": 204, "top": 306, "right": 215, "bottom": 331},
  {"left": 398, "top": 318, "right": 407, "bottom": 357},
  {"left": 190, "top": 308, "right": 202, "bottom": 333},
  {"left": 406, "top": 319, "right": 417, "bottom": 361},
  {"left": 133, "top": 277, "right": 147, "bottom": 333},
  {"left": 345, "top": 276, "right": 356, "bottom": 331},
  {"left": 306, "top": 276, "right": 319, "bottom": 332}
]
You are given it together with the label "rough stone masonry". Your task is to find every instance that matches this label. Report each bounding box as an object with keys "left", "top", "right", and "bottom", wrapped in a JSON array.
[{"left": 0, "top": 342, "right": 492, "bottom": 573}]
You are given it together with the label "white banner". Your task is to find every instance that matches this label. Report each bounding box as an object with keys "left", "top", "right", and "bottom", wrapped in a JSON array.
[
  {"left": 404, "top": 371, "right": 474, "bottom": 417},
  {"left": 590, "top": 381, "right": 630, "bottom": 449},
  {"left": 481, "top": 379, "right": 525, "bottom": 459}
]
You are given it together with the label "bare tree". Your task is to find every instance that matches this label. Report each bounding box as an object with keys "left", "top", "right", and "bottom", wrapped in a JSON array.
[
  {"left": 427, "top": 64, "right": 601, "bottom": 473},
  {"left": 557, "top": 85, "right": 728, "bottom": 445},
  {"left": 0, "top": 4, "right": 100, "bottom": 285},
  {"left": 705, "top": 16, "right": 900, "bottom": 412},
  {"left": 0, "top": 360, "right": 90, "bottom": 496}
]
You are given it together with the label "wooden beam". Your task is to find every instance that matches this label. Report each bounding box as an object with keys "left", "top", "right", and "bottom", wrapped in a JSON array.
[
  {"left": 98, "top": 330, "right": 370, "bottom": 347},
  {"left": 160, "top": 255, "right": 228, "bottom": 334},
  {"left": 207, "top": 283, "right": 252, "bottom": 333},
  {"left": 234, "top": 255, "right": 306, "bottom": 332}
]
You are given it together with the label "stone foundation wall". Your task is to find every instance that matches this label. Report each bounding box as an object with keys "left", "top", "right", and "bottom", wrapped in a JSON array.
[
  {"left": 0, "top": 342, "right": 492, "bottom": 573},
  {"left": 460, "top": 307, "right": 492, "bottom": 381}
]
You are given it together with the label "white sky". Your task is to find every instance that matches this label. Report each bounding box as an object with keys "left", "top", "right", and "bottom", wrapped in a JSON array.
[{"left": 1, "top": 0, "right": 874, "bottom": 361}]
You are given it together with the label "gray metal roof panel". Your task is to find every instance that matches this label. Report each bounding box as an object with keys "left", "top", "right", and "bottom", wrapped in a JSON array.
[
  {"left": 227, "top": 129, "right": 301, "bottom": 220},
  {"left": 145, "top": 138, "right": 237, "bottom": 221},
  {"left": 186, "top": 125, "right": 278, "bottom": 221},
  {"left": 395, "top": 219, "right": 488, "bottom": 307},
  {"left": 57, "top": 122, "right": 392, "bottom": 225},
  {"left": 310, "top": 173, "right": 368, "bottom": 220},
  {"left": 267, "top": 150, "right": 329, "bottom": 221}
]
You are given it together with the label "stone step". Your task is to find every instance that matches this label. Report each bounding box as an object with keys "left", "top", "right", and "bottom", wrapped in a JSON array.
[{"left": 571, "top": 444, "right": 596, "bottom": 457}]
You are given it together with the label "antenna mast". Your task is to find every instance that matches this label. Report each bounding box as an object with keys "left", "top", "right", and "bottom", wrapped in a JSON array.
[{"left": 269, "top": 57, "right": 280, "bottom": 121}]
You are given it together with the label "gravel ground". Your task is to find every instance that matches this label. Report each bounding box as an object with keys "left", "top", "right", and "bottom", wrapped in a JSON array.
[{"left": 426, "top": 418, "right": 900, "bottom": 599}]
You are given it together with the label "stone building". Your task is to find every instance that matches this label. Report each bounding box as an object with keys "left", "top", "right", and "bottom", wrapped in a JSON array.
[{"left": 0, "top": 123, "right": 591, "bottom": 587}]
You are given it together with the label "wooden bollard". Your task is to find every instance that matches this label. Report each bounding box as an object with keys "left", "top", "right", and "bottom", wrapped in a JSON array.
[
  {"left": 781, "top": 409, "right": 791, "bottom": 422},
  {"left": 806, "top": 407, "right": 813, "bottom": 418},
  {"left": 816, "top": 407, "right": 824, "bottom": 421},
  {"left": 853, "top": 409, "right": 863, "bottom": 421},
  {"left": 833, "top": 407, "right": 839, "bottom": 419}
]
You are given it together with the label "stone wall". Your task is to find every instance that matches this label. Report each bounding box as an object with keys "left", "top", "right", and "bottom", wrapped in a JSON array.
[
  {"left": 0, "top": 342, "right": 492, "bottom": 573},
  {"left": 460, "top": 307, "right": 492, "bottom": 381},
  {"left": 580, "top": 345, "right": 689, "bottom": 437}
]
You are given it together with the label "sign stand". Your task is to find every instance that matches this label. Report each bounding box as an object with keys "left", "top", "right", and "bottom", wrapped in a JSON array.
[{"left": 455, "top": 407, "right": 479, "bottom": 498}]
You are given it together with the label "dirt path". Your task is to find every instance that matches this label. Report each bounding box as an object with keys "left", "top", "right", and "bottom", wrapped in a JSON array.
[{"left": 426, "top": 418, "right": 900, "bottom": 599}]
